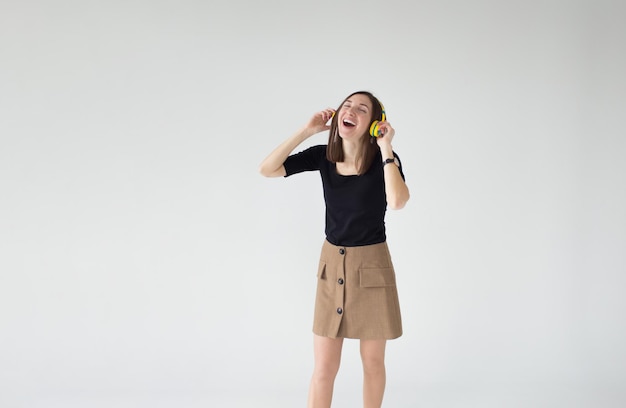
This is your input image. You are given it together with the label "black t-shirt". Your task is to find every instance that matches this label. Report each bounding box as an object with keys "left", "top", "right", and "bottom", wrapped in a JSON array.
[{"left": 283, "top": 145, "right": 405, "bottom": 247}]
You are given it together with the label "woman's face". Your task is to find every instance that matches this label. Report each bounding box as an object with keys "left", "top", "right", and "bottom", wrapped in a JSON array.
[{"left": 337, "top": 93, "right": 374, "bottom": 141}]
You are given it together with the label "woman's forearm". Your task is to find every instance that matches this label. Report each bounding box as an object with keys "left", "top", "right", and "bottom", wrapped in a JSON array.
[
  {"left": 380, "top": 144, "right": 410, "bottom": 209},
  {"left": 258, "top": 126, "right": 316, "bottom": 178}
]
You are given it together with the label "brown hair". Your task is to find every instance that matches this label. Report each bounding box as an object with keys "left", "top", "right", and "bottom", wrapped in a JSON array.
[{"left": 326, "top": 91, "right": 385, "bottom": 174}]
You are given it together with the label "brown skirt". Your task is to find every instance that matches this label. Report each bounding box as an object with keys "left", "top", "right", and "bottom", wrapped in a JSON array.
[{"left": 313, "top": 239, "right": 403, "bottom": 340}]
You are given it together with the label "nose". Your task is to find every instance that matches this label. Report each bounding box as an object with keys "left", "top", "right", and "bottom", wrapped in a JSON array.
[{"left": 345, "top": 106, "right": 358, "bottom": 116}]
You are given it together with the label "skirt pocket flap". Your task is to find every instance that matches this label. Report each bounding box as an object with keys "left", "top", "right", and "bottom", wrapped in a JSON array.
[
  {"left": 359, "top": 267, "right": 396, "bottom": 287},
  {"left": 318, "top": 261, "right": 327, "bottom": 279}
]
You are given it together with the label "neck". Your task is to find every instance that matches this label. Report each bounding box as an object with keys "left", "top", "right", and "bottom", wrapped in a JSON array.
[{"left": 341, "top": 140, "right": 360, "bottom": 164}]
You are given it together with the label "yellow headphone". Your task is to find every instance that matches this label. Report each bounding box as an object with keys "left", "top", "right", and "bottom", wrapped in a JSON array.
[{"left": 369, "top": 103, "right": 386, "bottom": 138}]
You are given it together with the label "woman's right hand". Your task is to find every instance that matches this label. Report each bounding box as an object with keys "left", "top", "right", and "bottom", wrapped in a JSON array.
[{"left": 305, "top": 108, "right": 336, "bottom": 134}]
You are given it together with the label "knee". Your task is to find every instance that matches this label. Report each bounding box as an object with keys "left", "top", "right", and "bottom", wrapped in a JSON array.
[
  {"left": 361, "top": 355, "right": 385, "bottom": 376},
  {"left": 312, "top": 361, "right": 341, "bottom": 382}
]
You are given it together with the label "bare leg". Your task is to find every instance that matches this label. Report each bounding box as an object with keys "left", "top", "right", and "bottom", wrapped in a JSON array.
[
  {"left": 307, "top": 334, "right": 344, "bottom": 408},
  {"left": 360, "top": 339, "right": 387, "bottom": 408}
]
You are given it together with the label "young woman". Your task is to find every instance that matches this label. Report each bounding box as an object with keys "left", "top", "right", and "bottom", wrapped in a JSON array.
[{"left": 259, "top": 91, "right": 409, "bottom": 408}]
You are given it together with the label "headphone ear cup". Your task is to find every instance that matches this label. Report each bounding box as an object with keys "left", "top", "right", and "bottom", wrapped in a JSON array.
[
  {"left": 370, "top": 120, "right": 381, "bottom": 138},
  {"left": 370, "top": 101, "right": 386, "bottom": 137}
]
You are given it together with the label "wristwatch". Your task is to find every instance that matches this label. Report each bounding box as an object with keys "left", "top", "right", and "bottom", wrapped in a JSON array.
[{"left": 383, "top": 157, "right": 399, "bottom": 168}]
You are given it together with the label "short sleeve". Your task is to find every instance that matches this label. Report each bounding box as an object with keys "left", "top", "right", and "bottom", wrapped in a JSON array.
[{"left": 283, "top": 145, "right": 327, "bottom": 177}]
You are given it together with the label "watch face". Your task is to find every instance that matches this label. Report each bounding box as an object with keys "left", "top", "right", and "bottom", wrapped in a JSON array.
[{"left": 383, "top": 157, "right": 398, "bottom": 167}]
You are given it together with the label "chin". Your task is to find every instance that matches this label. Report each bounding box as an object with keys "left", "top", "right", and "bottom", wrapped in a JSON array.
[{"left": 338, "top": 130, "right": 364, "bottom": 141}]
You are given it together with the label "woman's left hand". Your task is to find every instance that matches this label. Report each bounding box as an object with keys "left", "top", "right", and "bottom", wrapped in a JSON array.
[{"left": 376, "top": 121, "right": 395, "bottom": 147}]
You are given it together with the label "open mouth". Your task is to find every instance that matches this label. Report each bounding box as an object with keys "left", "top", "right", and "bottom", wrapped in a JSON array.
[{"left": 342, "top": 119, "right": 356, "bottom": 128}]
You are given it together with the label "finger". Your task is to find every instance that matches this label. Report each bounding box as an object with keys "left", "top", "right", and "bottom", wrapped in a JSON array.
[
  {"left": 378, "top": 123, "right": 394, "bottom": 138},
  {"left": 380, "top": 122, "right": 393, "bottom": 133}
]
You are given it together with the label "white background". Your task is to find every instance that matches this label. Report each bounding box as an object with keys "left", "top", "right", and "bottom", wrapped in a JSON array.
[{"left": 1, "top": 0, "right": 625, "bottom": 407}]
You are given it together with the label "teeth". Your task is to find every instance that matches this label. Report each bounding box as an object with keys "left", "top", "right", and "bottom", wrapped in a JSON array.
[{"left": 343, "top": 119, "right": 356, "bottom": 126}]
